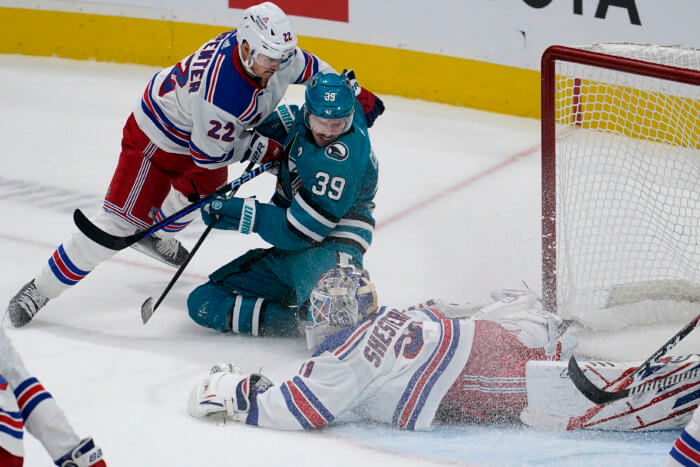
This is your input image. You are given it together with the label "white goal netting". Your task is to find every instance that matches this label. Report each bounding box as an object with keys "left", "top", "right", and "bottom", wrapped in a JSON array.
[{"left": 549, "top": 43, "right": 700, "bottom": 327}]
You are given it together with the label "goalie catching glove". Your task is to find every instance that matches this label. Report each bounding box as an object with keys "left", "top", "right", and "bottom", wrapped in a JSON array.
[
  {"left": 201, "top": 196, "right": 258, "bottom": 234},
  {"left": 188, "top": 363, "right": 273, "bottom": 422}
]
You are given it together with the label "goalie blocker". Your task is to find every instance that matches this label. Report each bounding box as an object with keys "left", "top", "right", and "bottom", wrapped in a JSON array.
[{"left": 523, "top": 355, "right": 700, "bottom": 431}]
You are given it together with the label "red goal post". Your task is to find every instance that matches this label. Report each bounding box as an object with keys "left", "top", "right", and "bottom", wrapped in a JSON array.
[{"left": 540, "top": 44, "right": 700, "bottom": 322}]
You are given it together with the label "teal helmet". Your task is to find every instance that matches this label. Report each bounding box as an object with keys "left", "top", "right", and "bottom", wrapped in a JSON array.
[{"left": 304, "top": 72, "right": 355, "bottom": 135}]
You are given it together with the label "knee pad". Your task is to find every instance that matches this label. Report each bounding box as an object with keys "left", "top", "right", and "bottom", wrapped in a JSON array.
[{"left": 188, "top": 282, "right": 235, "bottom": 332}]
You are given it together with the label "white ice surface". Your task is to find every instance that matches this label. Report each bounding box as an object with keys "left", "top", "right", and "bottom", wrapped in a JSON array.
[{"left": 0, "top": 55, "right": 695, "bottom": 466}]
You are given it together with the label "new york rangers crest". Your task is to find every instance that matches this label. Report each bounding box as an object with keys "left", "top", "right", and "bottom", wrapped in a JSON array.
[{"left": 325, "top": 142, "right": 349, "bottom": 161}]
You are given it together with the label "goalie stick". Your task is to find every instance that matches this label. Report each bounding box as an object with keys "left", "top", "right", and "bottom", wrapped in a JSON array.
[
  {"left": 73, "top": 161, "right": 277, "bottom": 250},
  {"left": 140, "top": 160, "right": 256, "bottom": 324},
  {"left": 568, "top": 313, "right": 700, "bottom": 405}
]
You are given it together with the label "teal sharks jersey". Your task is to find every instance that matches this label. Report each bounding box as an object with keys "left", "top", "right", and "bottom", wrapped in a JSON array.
[{"left": 254, "top": 101, "right": 378, "bottom": 255}]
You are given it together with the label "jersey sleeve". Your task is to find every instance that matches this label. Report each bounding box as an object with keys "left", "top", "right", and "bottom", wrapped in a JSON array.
[
  {"left": 0, "top": 327, "right": 81, "bottom": 461},
  {"left": 254, "top": 104, "right": 299, "bottom": 143},
  {"left": 245, "top": 352, "right": 361, "bottom": 430},
  {"left": 286, "top": 47, "right": 336, "bottom": 85}
]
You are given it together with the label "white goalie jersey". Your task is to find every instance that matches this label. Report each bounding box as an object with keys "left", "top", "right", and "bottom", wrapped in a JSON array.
[
  {"left": 246, "top": 306, "right": 475, "bottom": 431},
  {"left": 133, "top": 29, "right": 332, "bottom": 169}
]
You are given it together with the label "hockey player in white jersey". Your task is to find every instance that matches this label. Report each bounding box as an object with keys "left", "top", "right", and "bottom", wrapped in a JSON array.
[
  {"left": 188, "top": 267, "right": 573, "bottom": 429},
  {"left": 188, "top": 267, "right": 699, "bottom": 432},
  {"left": 6, "top": 2, "right": 383, "bottom": 328},
  {"left": 0, "top": 327, "right": 106, "bottom": 466}
]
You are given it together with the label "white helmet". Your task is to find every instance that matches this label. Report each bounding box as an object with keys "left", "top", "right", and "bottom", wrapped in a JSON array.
[{"left": 237, "top": 2, "right": 297, "bottom": 75}]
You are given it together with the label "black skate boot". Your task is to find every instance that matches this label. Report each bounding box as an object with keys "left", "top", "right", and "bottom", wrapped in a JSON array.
[
  {"left": 7, "top": 279, "right": 49, "bottom": 328},
  {"left": 130, "top": 235, "right": 190, "bottom": 268}
]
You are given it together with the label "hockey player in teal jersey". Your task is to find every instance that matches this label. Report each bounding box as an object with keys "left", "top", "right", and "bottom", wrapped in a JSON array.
[{"left": 187, "top": 72, "right": 380, "bottom": 337}]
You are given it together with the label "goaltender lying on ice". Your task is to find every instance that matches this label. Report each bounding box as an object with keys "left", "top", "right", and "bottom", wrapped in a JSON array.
[{"left": 188, "top": 267, "right": 699, "bottom": 432}]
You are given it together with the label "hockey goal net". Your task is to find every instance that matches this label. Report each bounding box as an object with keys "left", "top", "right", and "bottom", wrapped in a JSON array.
[{"left": 541, "top": 43, "right": 700, "bottom": 327}]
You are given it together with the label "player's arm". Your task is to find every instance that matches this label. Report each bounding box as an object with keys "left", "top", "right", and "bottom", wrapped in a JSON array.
[
  {"left": 201, "top": 155, "right": 365, "bottom": 249},
  {"left": 189, "top": 355, "right": 363, "bottom": 431},
  {"left": 286, "top": 47, "right": 336, "bottom": 85},
  {"left": 0, "top": 328, "right": 106, "bottom": 466}
]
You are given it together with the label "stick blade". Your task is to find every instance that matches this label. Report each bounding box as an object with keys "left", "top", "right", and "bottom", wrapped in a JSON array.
[
  {"left": 567, "top": 356, "right": 629, "bottom": 405},
  {"left": 141, "top": 297, "right": 155, "bottom": 324},
  {"left": 74, "top": 208, "right": 141, "bottom": 250}
]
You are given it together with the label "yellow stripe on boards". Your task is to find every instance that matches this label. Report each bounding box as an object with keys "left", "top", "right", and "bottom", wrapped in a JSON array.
[{"left": 0, "top": 7, "right": 541, "bottom": 117}]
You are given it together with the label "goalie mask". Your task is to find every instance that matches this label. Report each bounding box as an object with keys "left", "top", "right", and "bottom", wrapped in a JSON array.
[
  {"left": 236, "top": 2, "right": 297, "bottom": 76},
  {"left": 305, "top": 267, "right": 377, "bottom": 349}
]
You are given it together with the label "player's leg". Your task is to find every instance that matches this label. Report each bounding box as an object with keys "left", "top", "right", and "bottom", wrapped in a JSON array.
[
  {"left": 187, "top": 248, "right": 298, "bottom": 337},
  {"left": 6, "top": 115, "right": 174, "bottom": 327},
  {"left": 140, "top": 162, "right": 228, "bottom": 265},
  {"left": 437, "top": 302, "right": 574, "bottom": 423},
  {"left": 0, "top": 373, "right": 24, "bottom": 466},
  {"left": 0, "top": 448, "right": 22, "bottom": 467}
]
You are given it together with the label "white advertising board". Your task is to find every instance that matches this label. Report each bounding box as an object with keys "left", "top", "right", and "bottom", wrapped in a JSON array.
[{"left": 3, "top": 0, "right": 699, "bottom": 69}]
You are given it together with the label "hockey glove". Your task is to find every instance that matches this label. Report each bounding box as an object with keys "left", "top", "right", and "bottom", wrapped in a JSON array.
[
  {"left": 242, "top": 132, "right": 284, "bottom": 165},
  {"left": 201, "top": 195, "right": 257, "bottom": 234},
  {"left": 188, "top": 363, "right": 273, "bottom": 422},
  {"left": 344, "top": 69, "right": 385, "bottom": 128},
  {"left": 54, "top": 437, "right": 106, "bottom": 467}
]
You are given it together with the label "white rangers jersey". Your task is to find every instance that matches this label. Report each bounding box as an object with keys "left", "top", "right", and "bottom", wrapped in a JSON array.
[
  {"left": 0, "top": 327, "right": 79, "bottom": 460},
  {"left": 245, "top": 306, "right": 475, "bottom": 431},
  {"left": 133, "top": 30, "right": 332, "bottom": 169}
]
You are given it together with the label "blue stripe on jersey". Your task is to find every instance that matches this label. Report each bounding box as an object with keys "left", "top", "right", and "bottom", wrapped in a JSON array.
[
  {"left": 312, "top": 327, "right": 355, "bottom": 357},
  {"left": 13, "top": 377, "right": 38, "bottom": 396},
  {"left": 337, "top": 337, "right": 364, "bottom": 361},
  {"left": 141, "top": 77, "right": 190, "bottom": 148},
  {"left": 294, "top": 51, "right": 319, "bottom": 84},
  {"left": 280, "top": 383, "right": 313, "bottom": 429},
  {"left": 292, "top": 376, "right": 334, "bottom": 423},
  {"left": 406, "top": 321, "right": 460, "bottom": 430},
  {"left": 189, "top": 140, "right": 233, "bottom": 165},
  {"left": 681, "top": 428, "right": 700, "bottom": 451},
  {"left": 392, "top": 319, "right": 459, "bottom": 429},
  {"left": 20, "top": 392, "right": 51, "bottom": 420},
  {"left": 0, "top": 424, "right": 23, "bottom": 440},
  {"left": 0, "top": 408, "right": 22, "bottom": 421},
  {"left": 201, "top": 37, "right": 267, "bottom": 120},
  {"left": 670, "top": 431, "right": 700, "bottom": 467},
  {"left": 245, "top": 392, "right": 260, "bottom": 426}
]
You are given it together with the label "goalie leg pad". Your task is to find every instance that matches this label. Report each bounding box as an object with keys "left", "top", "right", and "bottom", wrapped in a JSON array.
[{"left": 523, "top": 355, "right": 700, "bottom": 431}]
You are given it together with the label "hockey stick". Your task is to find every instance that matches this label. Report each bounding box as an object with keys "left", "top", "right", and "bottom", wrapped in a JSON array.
[
  {"left": 73, "top": 161, "right": 276, "bottom": 250},
  {"left": 568, "top": 313, "right": 700, "bottom": 405},
  {"left": 140, "top": 160, "right": 258, "bottom": 324}
]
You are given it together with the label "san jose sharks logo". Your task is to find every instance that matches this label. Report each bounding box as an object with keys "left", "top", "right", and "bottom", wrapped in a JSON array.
[{"left": 325, "top": 142, "right": 349, "bottom": 161}]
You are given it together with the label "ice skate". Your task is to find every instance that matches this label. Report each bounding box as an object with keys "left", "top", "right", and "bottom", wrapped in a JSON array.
[
  {"left": 130, "top": 235, "right": 190, "bottom": 268},
  {"left": 7, "top": 279, "right": 49, "bottom": 328}
]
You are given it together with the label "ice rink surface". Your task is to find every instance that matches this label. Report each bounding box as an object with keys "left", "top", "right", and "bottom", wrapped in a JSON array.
[{"left": 0, "top": 54, "right": 695, "bottom": 466}]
